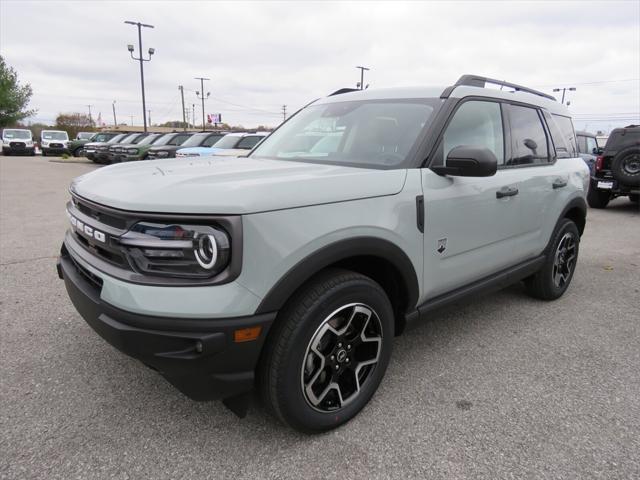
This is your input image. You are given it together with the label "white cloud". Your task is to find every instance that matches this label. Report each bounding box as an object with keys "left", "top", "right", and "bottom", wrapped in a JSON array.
[{"left": 1, "top": 0, "right": 638, "bottom": 132}]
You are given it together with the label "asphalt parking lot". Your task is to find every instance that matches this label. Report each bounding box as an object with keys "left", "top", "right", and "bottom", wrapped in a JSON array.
[{"left": 1, "top": 155, "right": 639, "bottom": 479}]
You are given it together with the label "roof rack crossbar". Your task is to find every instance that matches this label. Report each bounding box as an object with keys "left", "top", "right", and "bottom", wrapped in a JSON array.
[{"left": 443, "top": 75, "right": 556, "bottom": 101}]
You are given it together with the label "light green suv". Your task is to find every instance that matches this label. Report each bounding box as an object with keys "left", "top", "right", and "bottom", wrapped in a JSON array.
[{"left": 57, "top": 75, "right": 589, "bottom": 432}]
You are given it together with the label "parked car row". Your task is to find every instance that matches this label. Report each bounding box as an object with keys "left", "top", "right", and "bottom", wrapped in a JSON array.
[{"left": 84, "top": 130, "right": 269, "bottom": 164}]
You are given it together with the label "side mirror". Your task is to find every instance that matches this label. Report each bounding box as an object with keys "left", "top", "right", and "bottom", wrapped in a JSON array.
[
  {"left": 594, "top": 147, "right": 603, "bottom": 155},
  {"left": 432, "top": 146, "right": 498, "bottom": 177}
]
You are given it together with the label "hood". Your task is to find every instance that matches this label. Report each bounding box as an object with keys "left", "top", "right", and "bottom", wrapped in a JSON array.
[{"left": 71, "top": 157, "right": 407, "bottom": 214}]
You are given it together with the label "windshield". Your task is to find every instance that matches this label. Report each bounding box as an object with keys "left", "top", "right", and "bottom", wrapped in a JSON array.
[
  {"left": 107, "top": 134, "right": 128, "bottom": 143},
  {"left": 3, "top": 129, "right": 31, "bottom": 140},
  {"left": 78, "top": 132, "right": 94, "bottom": 140},
  {"left": 179, "top": 132, "right": 211, "bottom": 147},
  {"left": 152, "top": 133, "right": 179, "bottom": 146},
  {"left": 212, "top": 135, "right": 241, "bottom": 149},
  {"left": 42, "top": 131, "right": 68, "bottom": 140},
  {"left": 137, "top": 134, "right": 162, "bottom": 146},
  {"left": 251, "top": 99, "right": 438, "bottom": 168},
  {"left": 119, "top": 134, "right": 140, "bottom": 144}
]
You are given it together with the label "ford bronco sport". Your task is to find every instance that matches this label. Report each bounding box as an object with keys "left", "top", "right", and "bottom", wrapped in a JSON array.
[{"left": 57, "top": 75, "right": 589, "bottom": 432}]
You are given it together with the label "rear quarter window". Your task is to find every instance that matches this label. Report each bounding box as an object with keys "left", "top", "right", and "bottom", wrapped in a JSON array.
[{"left": 551, "top": 114, "right": 578, "bottom": 157}]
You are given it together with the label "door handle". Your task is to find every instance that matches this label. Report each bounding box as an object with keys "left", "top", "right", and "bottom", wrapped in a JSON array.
[
  {"left": 552, "top": 179, "right": 568, "bottom": 189},
  {"left": 496, "top": 186, "right": 519, "bottom": 199}
]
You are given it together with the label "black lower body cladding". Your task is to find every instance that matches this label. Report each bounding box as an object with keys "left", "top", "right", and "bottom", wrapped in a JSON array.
[{"left": 57, "top": 247, "right": 276, "bottom": 401}]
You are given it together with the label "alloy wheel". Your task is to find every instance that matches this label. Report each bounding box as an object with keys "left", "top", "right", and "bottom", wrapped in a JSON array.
[
  {"left": 553, "top": 232, "right": 577, "bottom": 288},
  {"left": 301, "top": 303, "right": 383, "bottom": 412}
]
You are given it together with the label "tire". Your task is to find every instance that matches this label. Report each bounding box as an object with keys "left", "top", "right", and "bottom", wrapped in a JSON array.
[
  {"left": 42, "top": 151, "right": 47, "bottom": 157},
  {"left": 630, "top": 194, "right": 639, "bottom": 203},
  {"left": 587, "top": 186, "right": 610, "bottom": 209},
  {"left": 73, "top": 147, "right": 84, "bottom": 158},
  {"left": 611, "top": 147, "right": 640, "bottom": 186},
  {"left": 259, "top": 269, "right": 394, "bottom": 433},
  {"left": 525, "top": 218, "right": 580, "bottom": 301}
]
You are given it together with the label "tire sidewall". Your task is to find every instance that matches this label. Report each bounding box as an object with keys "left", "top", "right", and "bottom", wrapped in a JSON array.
[
  {"left": 543, "top": 219, "right": 580, "bottom": 298},
  {"left": 277, "top": 279, "right": 394, "bottom": 432}
]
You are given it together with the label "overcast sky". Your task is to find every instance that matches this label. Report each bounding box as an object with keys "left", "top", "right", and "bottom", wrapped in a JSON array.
[{"left": 1, "top": 0, "right": 639, "bottom": 132}]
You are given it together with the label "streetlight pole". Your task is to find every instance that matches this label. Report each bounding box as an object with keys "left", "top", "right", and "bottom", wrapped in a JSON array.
[
  {"left": 125, "top": 20, "right": 155, "bottom": 132},
  {"left": 192, "top": 103, "right": 196, "bottom": 128},
  {"left": 178, "top": 85, "right": 187, "bottom": 131},
  {"left": 86, "top": 104, "right": 93, "bottom": 126},
  {"left": 112, "top": 101, "right": 117, "bottom": 127},
  {"left": 195, "top": 77, "right": 210, "bottom": 131},
  {"left": 356, "top": 66, "right": 370, "bottom": 90},
  {"left": 282, "top": 105, "right": 287, "bottom": 122},
  {"left": 552, "top": 86, "right": 576, "bottom": 105}
]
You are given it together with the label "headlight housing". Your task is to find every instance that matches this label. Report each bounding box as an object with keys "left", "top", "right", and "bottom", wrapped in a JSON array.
[
  {"left": 118, "top": 222, "right": 231, "bottom": 278},
  {"left": 157, "top": 151, "right": 169, "bottom": 157},
  {"left": 126, "top": 148, "right": 139, "bottom": 155}
]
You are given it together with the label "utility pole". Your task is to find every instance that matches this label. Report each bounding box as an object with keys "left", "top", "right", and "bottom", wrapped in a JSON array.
[
  {"left": 112, "top": 101, "right": 117, "bottom": 127},
  {"left": 130, "top": 115, "right": 134, "bottom": 126},
  {"left": 192, "top": 103, "right": 196, "bottom": 129},
  {"left": 148, "top": 110, "right": 151, "bottom": 126},
  {"left": 356, "top": 66, "right": 370, "bottom": 90},
  {"left": 178, "top": 85, "right": 187, "bottom": 131},
  {"left": 86, "top": 105, "right": 93, "bottom": 126},
  {"left": 552, "top": 86, "right": 576, "bottom": 105},
  {"left": 282, "top": 105, "right": 287, "bottom": 122},
  {"left": 195, "top": 77, "right": 210, "bottom": 130},
  {"left": 125, "top": 20, "right": 155, "bottom": 132}
]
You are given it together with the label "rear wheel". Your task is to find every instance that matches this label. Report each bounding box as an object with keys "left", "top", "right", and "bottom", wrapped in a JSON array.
[
  {"left": 259, "top": 269, "right": 394, "bottom": 433},
  {"left": 525, "top": 218, "right": 580, "bottom": 300},
  {"left": 587, "top": 186, "right": 610, "bottom": 209}
]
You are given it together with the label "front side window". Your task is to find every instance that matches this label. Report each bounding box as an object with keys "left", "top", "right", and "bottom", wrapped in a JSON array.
[
  {"left": 433, "top": 100, "right": 505, "bottom": 166},
  {"left": 508, "top": 105, "right": 550, "bottom": 165},
  {"left": 252, "top": 99, "right": 438, "bottom": 168},
  {"left": 137, "top": 134, "right": 162, "bottom": 146}
]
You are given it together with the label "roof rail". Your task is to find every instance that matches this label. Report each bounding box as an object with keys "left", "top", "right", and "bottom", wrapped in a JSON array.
[
  {"left": 441, "top": 74, "right": 556, "bottom": 101},
  {"left": 329, "top": 88, "right": 360, "bottom": 96}
]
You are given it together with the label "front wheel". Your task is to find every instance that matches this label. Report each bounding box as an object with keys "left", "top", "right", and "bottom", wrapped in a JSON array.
[
  {"left": 73, "top": 147, "right": 85, "bottom": 157},
  {"left": 525, "top": 218, "right": 580, "bottom": 300},
  {"left": 259, "top": 269, "right": 394, "bottom": 433}
]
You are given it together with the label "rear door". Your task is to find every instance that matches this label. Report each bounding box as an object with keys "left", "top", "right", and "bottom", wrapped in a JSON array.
[{"left": 421, "top": 99, "right": 529, "bottom": 299}]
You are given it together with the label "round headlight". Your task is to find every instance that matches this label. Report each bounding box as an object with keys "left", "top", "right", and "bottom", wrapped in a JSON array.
[{"left": 195, "top": 234, "right": 218, "bottom": 269}]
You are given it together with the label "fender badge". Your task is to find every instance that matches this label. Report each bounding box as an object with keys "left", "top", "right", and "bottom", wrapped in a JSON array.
[{"left": 437, "top": 238, "right": 447, "bottom": 254}]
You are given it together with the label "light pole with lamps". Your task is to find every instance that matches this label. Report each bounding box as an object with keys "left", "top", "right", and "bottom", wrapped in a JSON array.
[
  {"left": 125, "top": 20, "right": 155, "bottom": 132},
  {"left": 552, "top": 87, "right": 576, "bottom": 105},
  {"left": 195, "top": 77, "right": 210, "bottom": 130}
]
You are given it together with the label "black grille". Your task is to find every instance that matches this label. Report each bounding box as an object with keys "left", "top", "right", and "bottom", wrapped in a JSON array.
[
  {"left": 76, "top": 201, "right": 127, "bottom": 229},
  {"left": 10, "top": 142, "right": 26, "bottom": 148},
  {"left": 50, "top": 143, "right": 64, "bottom": 148},
  {"left": 70, "top": 255, "right": 104, "bottom": 291}
]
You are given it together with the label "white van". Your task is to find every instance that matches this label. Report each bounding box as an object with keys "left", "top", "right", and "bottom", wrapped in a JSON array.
[
  {"left": 41, "top": 130, "right": 70, "bottom": 156},
  {"left": 2, "top": 129, "right": 35, "bottom": 156}
]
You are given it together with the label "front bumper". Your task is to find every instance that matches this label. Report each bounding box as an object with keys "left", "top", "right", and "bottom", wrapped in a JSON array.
[
  {"left": 43, "top": 147, "right": 69, "bottom": 155},
  {"left": 57, "top": 247, "right": 276, "bottom": 401}
]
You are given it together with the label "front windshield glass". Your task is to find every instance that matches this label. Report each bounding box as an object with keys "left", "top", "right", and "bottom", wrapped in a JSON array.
[
  {"left": 42, "top": 131, "right": 68, "bottom": 140},
  {"left": 251, "top": 99, "right": 438, "bottom": 168},
  {"left": 137, "top": 134, "right": 162, "bottom": 146},
  {"left": 212, "top": 135, "right": 241, "bottom": 149},
  {"left": 119, "top": 134, "right": 140, "bottom": 144},
  {"left": 152, "top": 133, "right": 178, "bottom": 146},
  {"left": 78, "top": 132, "right": 94, "bottom": 140},
  {"left": 3, "top": 129, "right": 31, "bottom": 140},
  {"left": 179, "top": 133, "right": 210, "bottom": 147},
  {"left": 107, "top": 134, "right": 127, "bottom": 143}
]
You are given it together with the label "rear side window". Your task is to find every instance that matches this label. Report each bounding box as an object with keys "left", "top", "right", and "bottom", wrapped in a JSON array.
[
  {"left": 551, "top": 114, "right": 578, "bottom": 157},
  {"left": 433, "top": 100, "right": 505, "bottom": 166},
  {"left": 543, "top": 111, "right": 571, "bottom": 159},
  {"left": 507, "top": 105, "right": 550, "bottom": 165}
]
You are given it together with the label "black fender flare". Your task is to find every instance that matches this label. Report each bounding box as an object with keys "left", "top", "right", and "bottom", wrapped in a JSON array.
[
  {"left": 558, "top": 196, "right": 587, "bottom": 237},
  {"left": 255, "top": 236, "right": 420, "bottom": 315}
]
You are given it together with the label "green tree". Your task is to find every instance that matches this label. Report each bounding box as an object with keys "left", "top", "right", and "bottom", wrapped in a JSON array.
[{"left": 0, "top": 56, "right": 36, "bottom": 127}]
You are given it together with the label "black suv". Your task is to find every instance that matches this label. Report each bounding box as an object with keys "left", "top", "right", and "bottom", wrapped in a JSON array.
[{"left": 588, "top": 125, "right": 640, "bottom": 208}]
